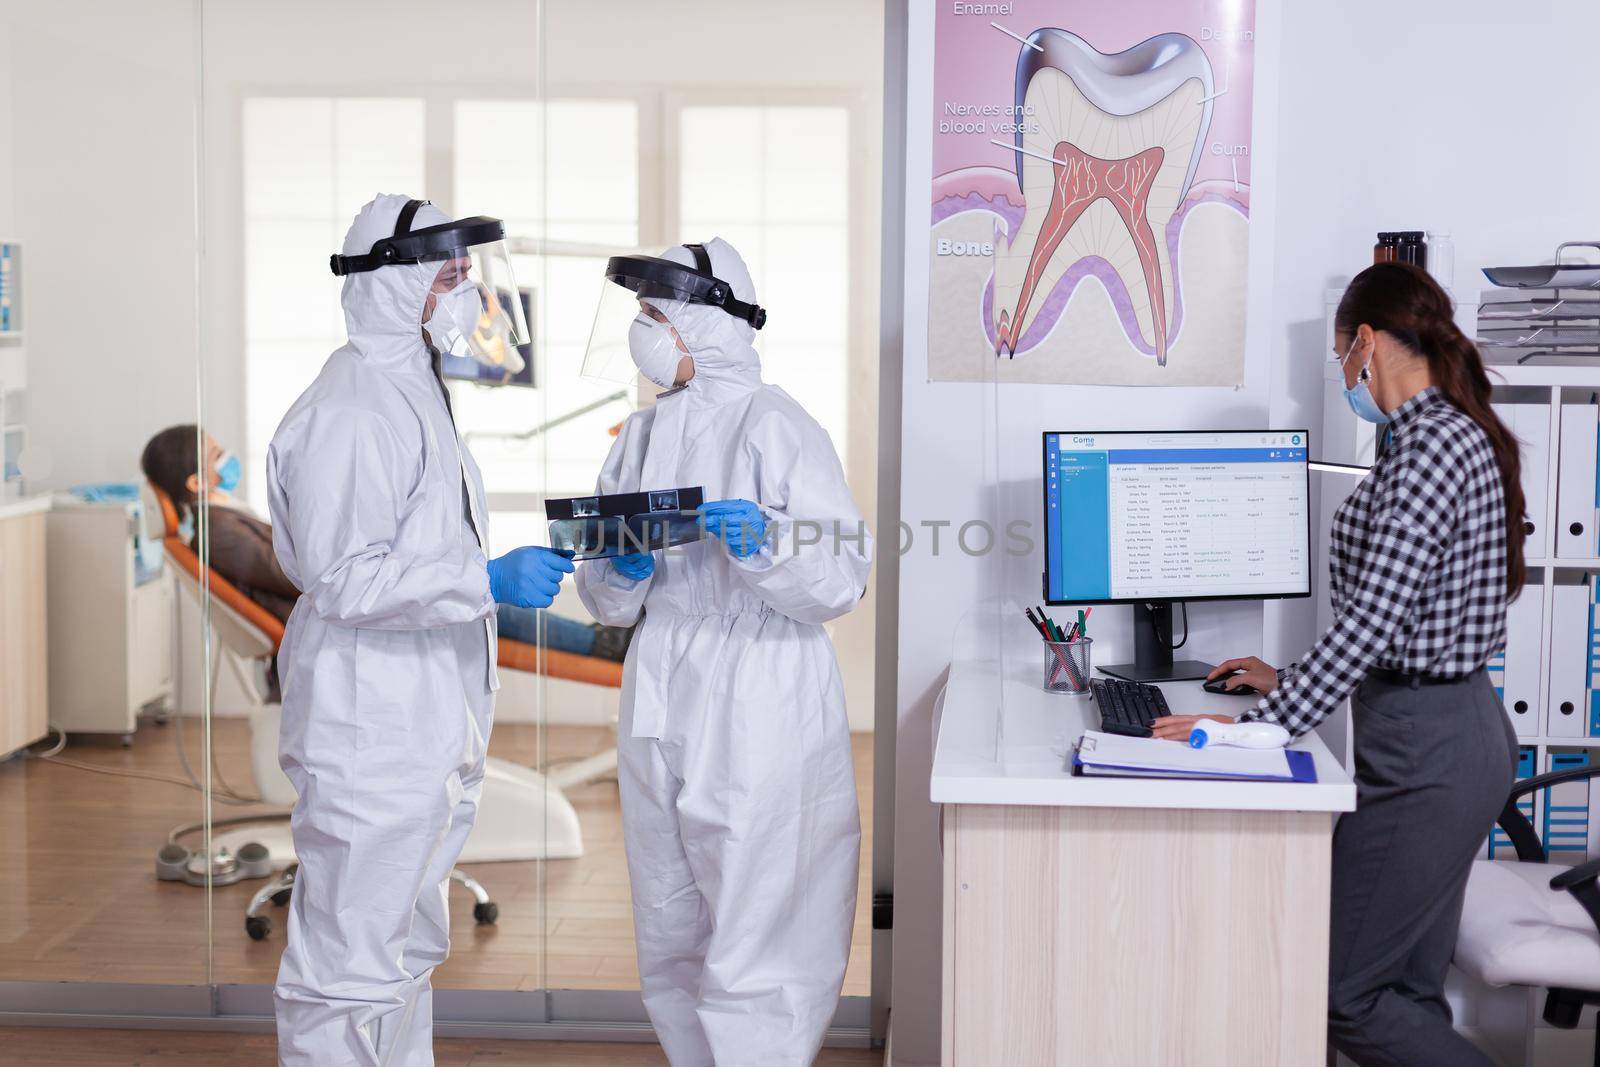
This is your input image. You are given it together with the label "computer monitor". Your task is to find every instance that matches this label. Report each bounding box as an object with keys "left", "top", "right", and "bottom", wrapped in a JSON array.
[
  {"left": 1042, "top": 429, "right": 1312, "bottom": 682},
  {"left": 440, "top": 287, "right": 536, "bottom": 388}
]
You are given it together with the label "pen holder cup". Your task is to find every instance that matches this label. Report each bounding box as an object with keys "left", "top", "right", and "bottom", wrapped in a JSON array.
[{"left": 1043, "top": 638, "right": 1092, "bottom": 696}]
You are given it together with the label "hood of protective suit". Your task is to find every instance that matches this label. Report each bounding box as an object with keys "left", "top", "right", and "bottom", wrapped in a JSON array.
[
  {"left": 648, "top": 237, "right": 763, "bottom": 400},
  {"left": 339, "top": 193, "right": 454, "bottom": 365}
]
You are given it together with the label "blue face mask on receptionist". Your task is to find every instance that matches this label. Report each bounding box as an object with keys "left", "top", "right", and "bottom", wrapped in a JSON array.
[
  {"left": 215, "top": 451, "right": 241, "bottom": 493},
  {"left": 1340, "top": 337, "right": 1390, "bottom": 425}
]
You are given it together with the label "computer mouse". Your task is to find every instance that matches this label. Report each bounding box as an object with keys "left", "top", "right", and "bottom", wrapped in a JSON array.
[{"left": 1202, "top": 671, "right": 1259, "bottom": 696}]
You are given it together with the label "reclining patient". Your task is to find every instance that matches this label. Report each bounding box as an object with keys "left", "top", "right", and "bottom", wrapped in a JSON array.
[{"left": 139, "top": 425, "right": 632, "bottom": 670}]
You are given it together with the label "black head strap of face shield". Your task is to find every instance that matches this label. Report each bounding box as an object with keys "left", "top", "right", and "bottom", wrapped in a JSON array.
[
  {"left": 604, "top": 247, "right": 768, "bottom": 330},
  {"left": 685, "top": 242, "right": 714, "bottom": 275},
  {"left": 328, "top": 198, "right": 508, "bottom": 277},
  {"left": 395, "top": 197, "right": 425, "bottom": 236}
]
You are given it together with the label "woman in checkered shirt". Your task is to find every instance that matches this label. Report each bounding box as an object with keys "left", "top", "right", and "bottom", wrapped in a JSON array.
[{"left": 1155, "top": 263, "right": 1525, "bottom": 1067}]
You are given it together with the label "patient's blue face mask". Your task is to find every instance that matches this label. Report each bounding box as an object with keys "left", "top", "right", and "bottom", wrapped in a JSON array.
[
  {"left": 215, "top": 451, "right": 241, "bottom": 493},
  {"left": 1339, "top": 337, "right": 1390, "bottom": 425}
]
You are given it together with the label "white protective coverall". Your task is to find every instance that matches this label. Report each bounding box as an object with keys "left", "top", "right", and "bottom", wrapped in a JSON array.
[
  {"left": 577, "top": 238, "right": 873, "bottom": 1066},
  {"left": 267, "top": 194, "right": 499, "bottom": 1066}
]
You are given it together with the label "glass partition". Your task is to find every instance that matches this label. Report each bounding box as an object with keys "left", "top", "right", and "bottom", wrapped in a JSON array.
[
  {"left": 0, "top": 1, "right": 210, "bottom": 988},
  {"left": 2, "top": 0, "right": 886, "bottom": 1047},
  {"left": 198, "top": 0, "right": 561, "bottom": 999}
]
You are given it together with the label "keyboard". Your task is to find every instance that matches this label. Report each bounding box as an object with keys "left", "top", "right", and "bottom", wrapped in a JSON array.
[{"left": 1091, "top": 678, "right": 1171, "bottom": 738}]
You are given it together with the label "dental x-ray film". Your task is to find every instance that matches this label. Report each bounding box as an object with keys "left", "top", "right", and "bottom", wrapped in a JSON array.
[{"left": 547, "top": 487, "right": 706, "bottom": 560}]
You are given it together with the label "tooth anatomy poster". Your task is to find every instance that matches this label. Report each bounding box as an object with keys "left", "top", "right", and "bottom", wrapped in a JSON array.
[{"left": 928, "top": 1, "right": 1255, "bottom": 385}]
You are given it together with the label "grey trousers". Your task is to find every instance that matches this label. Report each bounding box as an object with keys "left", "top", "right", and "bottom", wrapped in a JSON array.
[{"left": 1327, "top": 669, "right": 1518, "bottom": 1067}]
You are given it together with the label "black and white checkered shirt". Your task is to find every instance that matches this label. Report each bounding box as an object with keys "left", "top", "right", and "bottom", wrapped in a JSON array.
[{"left": 1244, "top": 387, "right": 1509, "bottom": 736}]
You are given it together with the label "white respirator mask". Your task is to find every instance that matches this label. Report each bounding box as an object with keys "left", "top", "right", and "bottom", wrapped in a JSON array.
[
  {"left": 628, "top": 313, "right": 686, "bottom": 389},
  {"left": 427, "top": 280, "right": 484, "bottom": 357}
]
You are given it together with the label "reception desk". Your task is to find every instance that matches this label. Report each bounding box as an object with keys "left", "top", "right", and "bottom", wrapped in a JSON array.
[
  {"left": 0, "top": 495, "right": 49, "bottom": 758},
  {"left": 932, "top": 624, "right": 1356, "bottom": 1065}
]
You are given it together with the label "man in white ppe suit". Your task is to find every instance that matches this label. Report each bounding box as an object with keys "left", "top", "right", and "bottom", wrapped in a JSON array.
[
  {"left": 267, "top": 194, "right": 573, "bottom": 1065},
  {"left": 577, "top": 238, "right": 873, "bottom": 1065}
]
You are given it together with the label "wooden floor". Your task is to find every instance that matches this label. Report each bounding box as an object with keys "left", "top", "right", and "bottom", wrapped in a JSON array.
[
  {"left": 0, "top": 718, "right": 873, "bottom": 996},
  {"left": 0, "top": 1027, "right": 884, "bottom": 1065}
]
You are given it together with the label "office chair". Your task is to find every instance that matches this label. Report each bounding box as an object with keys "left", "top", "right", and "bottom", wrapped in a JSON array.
[{"left": 1454, "top": 759, "right": 1600, "bottom": 1065}]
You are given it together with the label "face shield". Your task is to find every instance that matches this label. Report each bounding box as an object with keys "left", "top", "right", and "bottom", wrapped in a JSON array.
[
  {"left": 581, "top": 244, "right": 767, "bottom": 388},
  {"left": 330, "top": 199, "right": 530, "bottom": 370}
]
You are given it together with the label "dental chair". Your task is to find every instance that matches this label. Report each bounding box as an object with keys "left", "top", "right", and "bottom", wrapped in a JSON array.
[{"left": 151, "top": 487, "right": 620, "bottom": 940}]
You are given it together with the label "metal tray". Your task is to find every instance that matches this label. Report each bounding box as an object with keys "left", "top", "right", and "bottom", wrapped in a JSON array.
[
  {"left": 1481, "top": 265, "right": 1600, "bottom": 289},
  {"left": 1478, "top": 328, "right": 1600, "bottom": 348},
  {"left": 1477, "top": 297, "right": 1600, "bottom": 320},
  {"left": 1483, "top": 241, "right": 1600, "bottom": 289}
]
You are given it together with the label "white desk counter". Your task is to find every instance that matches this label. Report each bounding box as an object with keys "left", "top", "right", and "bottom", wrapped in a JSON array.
[
  {"left": 0, "top": 494, "right": 50, "bottom": 522},
  {"left": 935, "top": 610, "right": 1355, "bottom": 1066},
  {"left": 931, "top": 637, "right": 1356, "bottom": 812},
  {"left": 0, "top": 494, "right": 49, "bottom": 758}
]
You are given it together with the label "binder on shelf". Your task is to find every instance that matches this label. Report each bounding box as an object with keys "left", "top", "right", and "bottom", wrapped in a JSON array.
[
  {"left": 1494, "top": 402, "right": 1551, "bottom": 553},
  {"left": 1486, "top": 746, "right": 1537, "bottom": 859},
  {"left": 1556, "top": 402, "right": 1599, "bottom": 558},
  {"left": 1548, "top": 580, "right": 1592, "bottom": 738},
  {"left": 1489, "top": 584, "right": 1543, "bottom": 737},
  {"left": 1594, "top": 576, "right": 1600, "bottom": 739},
  {"left": 1544, "top": 749, "right": 1597, "bottom": 866},
  {"left": 0, "top": 243, "right": 12, "bottom": 333}
]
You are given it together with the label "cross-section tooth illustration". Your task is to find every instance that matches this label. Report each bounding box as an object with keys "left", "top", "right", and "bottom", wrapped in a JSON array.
[{"left": 992, "top": 30, "right": 1213, "bottom": 365}]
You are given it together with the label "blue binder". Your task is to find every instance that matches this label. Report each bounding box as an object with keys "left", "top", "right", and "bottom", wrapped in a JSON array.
[
  {"left": 1487, "top": 747, "right": 1536, "bottom": 859},
  {"left": 1071, "top": 747, "right": 1317, "bottom": 783}
]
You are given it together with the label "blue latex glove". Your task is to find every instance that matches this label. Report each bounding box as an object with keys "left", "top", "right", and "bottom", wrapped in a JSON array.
[
  {"left": 611, "top": 552, "right": 655, "bottom": 582},
  {"left": 486, "top": 546, "right": 574, "bottom": 609},
  {"left": 700, "top": 499, "right": 768, "bottom": 560}
]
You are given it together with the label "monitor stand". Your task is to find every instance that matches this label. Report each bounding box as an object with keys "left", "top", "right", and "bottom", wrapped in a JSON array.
[{"left": 1098, "top": 601, "right": 1214, "bottom": 684}]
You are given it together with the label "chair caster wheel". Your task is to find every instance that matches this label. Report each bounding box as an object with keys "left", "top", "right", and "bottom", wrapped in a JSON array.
[
  {"left": 245, "top": 916, "right": 272, "bottom": 941},
  {"left": 473, "top": 901, "right": 499, "bottom": 925},
  {"left": 271, "top": 889, "right": 292, "bottom": 907}
]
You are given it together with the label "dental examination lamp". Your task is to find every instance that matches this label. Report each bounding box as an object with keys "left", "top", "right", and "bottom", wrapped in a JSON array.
[{"left": 465, "top": 389, "right": 632, "bottom": 445}]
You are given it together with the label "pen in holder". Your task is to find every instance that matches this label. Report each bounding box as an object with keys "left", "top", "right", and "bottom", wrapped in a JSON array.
[{"left": 1043, "top": 637, "right": 1092, "bottom": 695}]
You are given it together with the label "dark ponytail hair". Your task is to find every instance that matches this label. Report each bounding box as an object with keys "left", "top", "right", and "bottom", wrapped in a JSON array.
[{"left": 1335, "top": 262, "right": 1526, "bottom": 598}]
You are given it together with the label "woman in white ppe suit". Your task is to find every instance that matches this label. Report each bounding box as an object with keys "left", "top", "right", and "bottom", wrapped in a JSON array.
[
  {"left": 267, "top": 194, "right": 571, "bottom": 1065},
  {"left": 577, "top": 238, "right": 873, "bottom": 1066}
]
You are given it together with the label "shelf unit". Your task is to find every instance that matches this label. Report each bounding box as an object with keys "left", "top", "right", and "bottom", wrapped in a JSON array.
[
  {"left": 0, "top": 240, "right": 24, "bottom": 499},
  {"left": 1481, "top": 368, "right": 1600, "bottom": 860},
  {"left": 0, "top": 239, "right": 20, "bottom": 338}
]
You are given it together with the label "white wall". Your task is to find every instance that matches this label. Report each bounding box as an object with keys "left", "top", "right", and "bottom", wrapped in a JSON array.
[
  {"left": 1, "top": 0, "right": 211, "bottom": 717},
  {"left": 5, "top": 0, "right": 199, "bottom": 491},
  {"left": 0, "top": 19, "right": 14, "bottom": 239},
  {"left": 887, "top": 3, "right": 1281, "bottom": 1057},
  {"left": 886, "top": 1, "right": 1600, "bottom": 1062},
  {"left": 1260, "top": 0, "right": 1600, "bottom": 665}
]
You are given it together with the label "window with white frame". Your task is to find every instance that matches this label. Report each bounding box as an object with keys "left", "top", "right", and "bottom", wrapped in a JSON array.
[
  {"left": 241, "top": 95, "right": 855, "bottom": 537},
  {"left": 241, "top": 97, "right": 424, "bottom": 514},
  {"left": 453, "top": 98, "right": 640, "bottom": 505},
  {"left": 678, "top": 105, "right": 851, "bottom": 466}
]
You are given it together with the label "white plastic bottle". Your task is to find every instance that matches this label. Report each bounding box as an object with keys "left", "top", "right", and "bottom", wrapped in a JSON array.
[{"left": 1426, "top": 231, "right": 1454, "bottom": 292}]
